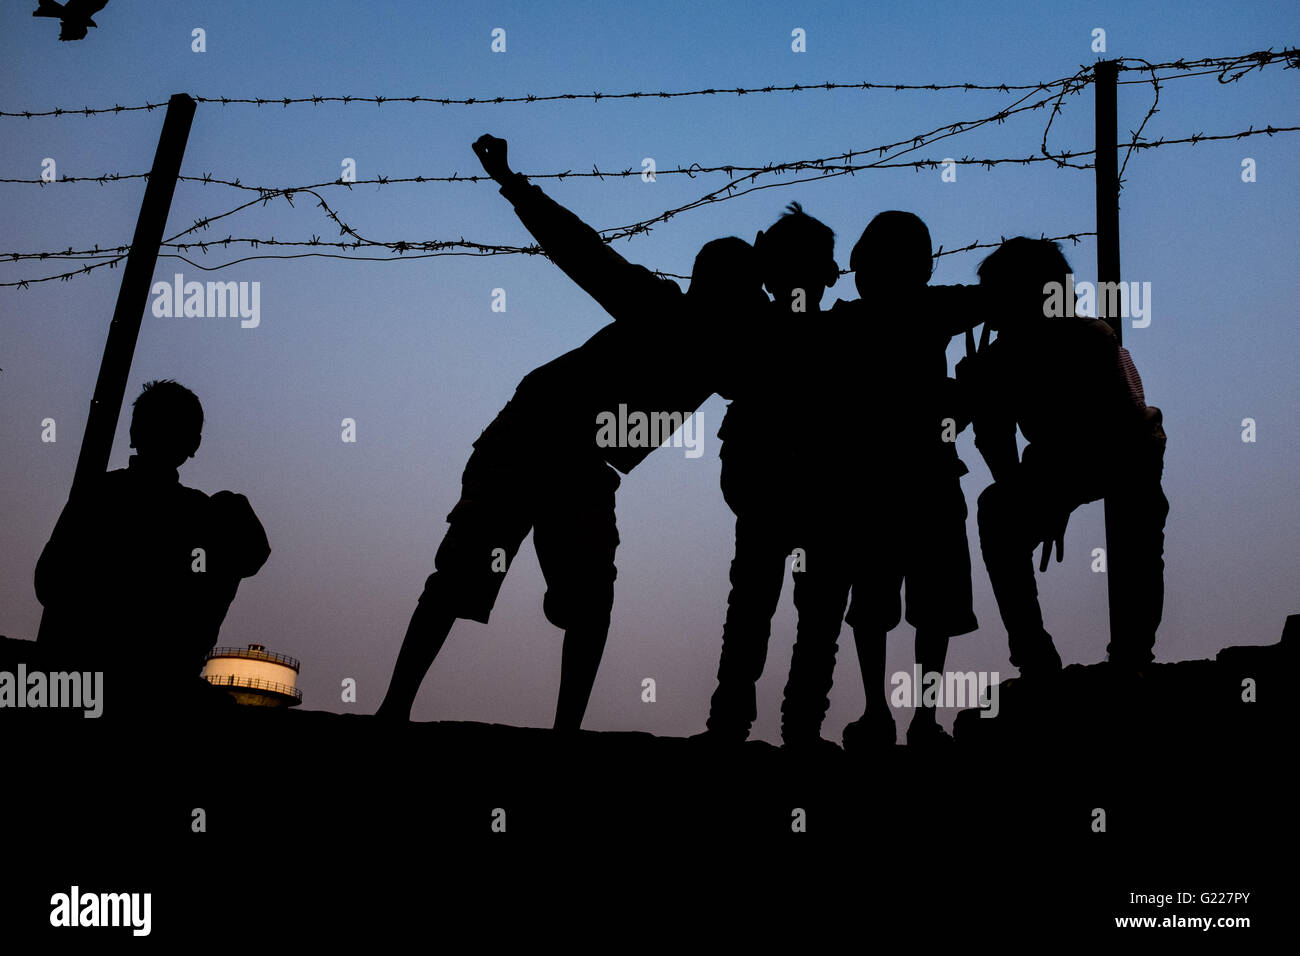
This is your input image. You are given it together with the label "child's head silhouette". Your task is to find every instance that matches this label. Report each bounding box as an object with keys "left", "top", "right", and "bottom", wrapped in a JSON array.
[
  {"left": 754, "top": 202, "right": 838, "bottom": 310},
  {"left": 688, "top": 235, "right": 766, "bottom": 313},
  {"left": 977, "top": 237, "right": 1074, "bottom": 330},
  {"left": 129, "top": 379, "right": 204, "bottom": 469},
  {"left": 850, "top": 211, "right": 933, "bottom": 298}
]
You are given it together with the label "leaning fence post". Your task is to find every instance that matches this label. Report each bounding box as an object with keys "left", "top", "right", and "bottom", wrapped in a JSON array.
[
  {"left": 37, "top": 93, "right": 196, "bottom": 644},
  {"left": 1094, "top": 60, "right": 1124, "bottom": 656},
  {"left": 70, "top": 92, "right": 197, "bottom": 493}
]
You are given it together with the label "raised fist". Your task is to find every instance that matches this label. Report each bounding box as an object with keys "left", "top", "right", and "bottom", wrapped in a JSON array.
[{"left": 472, "top": 134, "right": 512, "bottom": 183}]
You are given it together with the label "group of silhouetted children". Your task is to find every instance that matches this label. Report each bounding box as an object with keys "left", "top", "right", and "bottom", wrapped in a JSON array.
[{"left": 34, "top": 133, "right": 1168, "bottom": 744}]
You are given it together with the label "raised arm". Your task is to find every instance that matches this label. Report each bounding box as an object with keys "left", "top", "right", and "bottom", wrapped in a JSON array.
[{"left": 472, "top": 134, "right": 680, "bottom": 320}]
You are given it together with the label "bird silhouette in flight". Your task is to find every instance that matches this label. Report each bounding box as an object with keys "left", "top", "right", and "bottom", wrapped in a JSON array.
[{"left": 32, "top": 0, "right": 108, "bottom": 42}]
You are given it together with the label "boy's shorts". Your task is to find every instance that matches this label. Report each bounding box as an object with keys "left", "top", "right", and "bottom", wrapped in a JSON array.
[
  {"left": 845, "top": 477, "right": 978, "bottom": 638},
  {"left": 432, "top": 413, "right": 621, "bottom": 629}
]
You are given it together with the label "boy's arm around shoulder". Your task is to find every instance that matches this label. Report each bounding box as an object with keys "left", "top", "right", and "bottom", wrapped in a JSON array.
[
  {"left": 924, "top": 283, "right": 991, "bottom": 338},
  {"left": 954, "top": 336, "right": 1020, "bottom": 483}
]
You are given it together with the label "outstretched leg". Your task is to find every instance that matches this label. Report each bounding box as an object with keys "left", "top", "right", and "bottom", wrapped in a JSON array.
[
  {"left": 378, "top": 573, "right": 458, "bottom": 719},
  {"left": 554, "top": 616, "right": 611, "bottom": 732}
]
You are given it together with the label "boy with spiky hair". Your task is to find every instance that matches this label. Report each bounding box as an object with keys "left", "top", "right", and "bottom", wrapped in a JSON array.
[
  {"left": 702, "top": 201, "right": 849, "bottom": 748},
  {"left": 36, "top": 379, "right": 270, "bottom": 712}
]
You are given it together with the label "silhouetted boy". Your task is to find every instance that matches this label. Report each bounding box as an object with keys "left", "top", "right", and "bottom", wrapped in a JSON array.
[
  {"left": 796, "top": 212, "right": 986, "bottom": 748},
  {"left": 378, "top": 134, "right": 764, "bottom": 731},
  {"left": 958, "top": 237, "right": 1168, "bottom": 675},
  {"left": 702, "top": 202, "right": 846, "bottom": 748},
  {"left": 35, "top": 380, "right": 270, "bottom": 712}
]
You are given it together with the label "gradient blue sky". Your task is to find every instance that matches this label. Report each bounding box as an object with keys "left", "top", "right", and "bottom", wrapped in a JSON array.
[{"left": 1, "top": 1, "right": 1297, "bottom": 740}]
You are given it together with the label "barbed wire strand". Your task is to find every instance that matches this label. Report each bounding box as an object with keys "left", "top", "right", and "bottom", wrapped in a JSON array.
[
  {"left": 1, "top": 149, "right": 1101, "bottom": 189},
  {"left": 2, "top": 48, "right": 1291, "bottom": 119},
  {"left": 175, "top": 229, "right": 1100, "bottom": 280},
  {"left": 0, "top": 77, "right": 1084, "bottom": 120},
  {"left": 0, "top": 231, "right": 1100, "bottom": 285}
]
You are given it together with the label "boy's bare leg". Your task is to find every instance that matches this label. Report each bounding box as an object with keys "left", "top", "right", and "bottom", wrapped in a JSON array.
[
  {"left": 554, "top": 618, "right": 610, "bottom": 732},
  {"left": 378, "top": 577, "right": 458, "bottom": 719},
  {"left": 855, "top": 626, "right": 891, "bottom": 718},
  {"left": 909, "top": 627, "right": 951, "bottom": 733},
  {"left": 843, "top": 626, "right": 896, "bottom": 747}
]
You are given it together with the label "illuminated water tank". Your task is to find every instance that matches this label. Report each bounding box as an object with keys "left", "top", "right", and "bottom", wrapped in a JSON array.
[{"left": 202, "top": 643, "right": 302, "bottom": 708}]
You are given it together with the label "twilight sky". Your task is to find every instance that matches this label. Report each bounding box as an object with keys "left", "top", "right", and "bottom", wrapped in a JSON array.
[{"left": 1, "top": 1, "right": 1297, "bottom": 741}]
